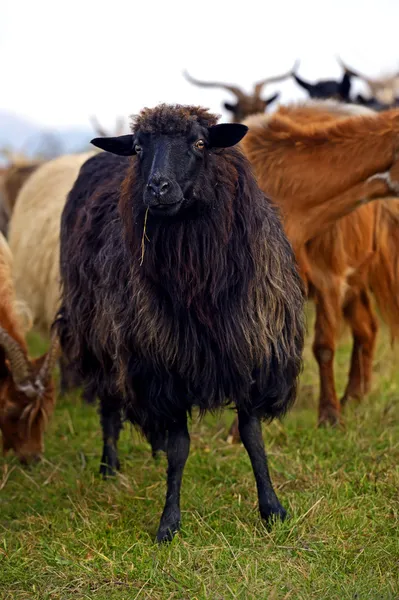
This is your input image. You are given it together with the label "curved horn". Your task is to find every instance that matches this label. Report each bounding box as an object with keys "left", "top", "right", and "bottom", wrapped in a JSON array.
[
  {"left": 263, "top": 92, "right": 280, "bottom": 107},
  {"left": 0, "top": 327, "right": 34, "bottom": 392},
  {"left": 90, "top": 115, "right": 108, "bottom": 137},
  {"left": 336, "top": 57, "right": 372, "bottom": 84},
  {"left": 37, "top": 329, "right": 61, "bottom": 386},
  {"left": 292, "top": 73, "right": 314, "bottom": 93},
  {"left": 114, "top": 117, "right": 125, "bottom": 136},
  {"left": 183, "top": 70, "right": 245, "bottom": 99},
  {"left": 254, "top": 60, "right": 300, "bottom": 96}
]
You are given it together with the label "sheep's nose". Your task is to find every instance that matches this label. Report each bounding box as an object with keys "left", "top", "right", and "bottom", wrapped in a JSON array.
[{"left": 147, "top": 178, "right": 170, "bottom": 198}]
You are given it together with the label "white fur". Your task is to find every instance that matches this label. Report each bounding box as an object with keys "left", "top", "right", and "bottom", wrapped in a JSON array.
[{"left": 8, "top": 152, "right": 95, "bottom": 338}]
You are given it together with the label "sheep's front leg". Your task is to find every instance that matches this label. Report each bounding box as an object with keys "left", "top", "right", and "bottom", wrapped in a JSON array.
[
  {"left": 238, "top": 410, "right": 286, "bottom": 523},
  {"left": 99, "top": 399, "right": 122, "bottom": 478},
  {"left": 156, "top": 416, "right": 190, "bottom": 543}
]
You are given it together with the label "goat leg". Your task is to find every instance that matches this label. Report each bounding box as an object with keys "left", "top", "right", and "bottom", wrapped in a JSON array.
[{"left": 342, "top": 290, "right": 378, "bottom": 406}]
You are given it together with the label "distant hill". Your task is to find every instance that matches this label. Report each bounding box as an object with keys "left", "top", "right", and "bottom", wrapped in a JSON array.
[{"left": 0, "top": 111, "right": 93, "bottom": 164}]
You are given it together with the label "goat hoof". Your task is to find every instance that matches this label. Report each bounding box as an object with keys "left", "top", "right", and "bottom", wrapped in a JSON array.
[
  {"left": 341, "top": 392, "right": 362, "bottom": 409},
  {"left": 318, "top": 410, "right": 342, "bottom": 427},
  {"left": 260, "top": 503, "right": 287, "bottom": 524},
  {"left": 156, "top": 519, "right": 181, "bottom": 543}
]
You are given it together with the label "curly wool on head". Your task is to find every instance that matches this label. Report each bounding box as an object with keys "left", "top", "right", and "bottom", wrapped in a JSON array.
[{"left": 130, "top": 104, "right": 219, "bottom": 135}]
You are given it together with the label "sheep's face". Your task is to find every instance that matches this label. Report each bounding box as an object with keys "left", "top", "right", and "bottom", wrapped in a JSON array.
[
  {"left": 91, "top": 118, "right": 248, "bottom": 218},
  {"left": 0, "top": 359, "right": 55, "bottom": 464},
  {"left": 138, "top": 125, "right": 213, "bottom": 217}
]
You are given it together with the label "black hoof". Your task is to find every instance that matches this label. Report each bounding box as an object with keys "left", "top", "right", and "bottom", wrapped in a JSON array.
[
  {"left": 156, "top": 520, "right": 181, "bottom": 544},
  {"left": 260, "top": 503, "right": 287, "bottom": 524},
  {"left": 99, "top": 455, "right": 120, "bottom": 479}
]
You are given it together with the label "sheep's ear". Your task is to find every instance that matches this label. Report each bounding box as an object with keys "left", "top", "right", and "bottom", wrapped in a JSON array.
[
  {"left": 90, "top": 135, "right": 136, "bottom": 156},
  {"left": 207, "top": 124, "right": 248, "bottom": 148}
]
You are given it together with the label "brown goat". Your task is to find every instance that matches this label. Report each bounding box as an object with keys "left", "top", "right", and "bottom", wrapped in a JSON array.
[
  {"left": 183, "top": 64, "right": 297, "bottom": 122},
  {"left": 228, "top": 101, "right": 399, "bottom": 441},
  {"left": 1, "top": 161, "right": 42, "bottom": 216},
  {"left": 0, "top": 233, "right": 59, "bottom": 463},
  {"left": 0, "top": 161, "right": 42, "bottom": 238}
]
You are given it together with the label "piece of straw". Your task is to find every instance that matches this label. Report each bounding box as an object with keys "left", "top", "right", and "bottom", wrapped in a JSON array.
[{"left": 139, "top": 208, "right": 150, "bottom": 266}]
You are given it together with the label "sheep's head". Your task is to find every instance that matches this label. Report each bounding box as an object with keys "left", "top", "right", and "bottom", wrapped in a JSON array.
[
  {"left": 0, "top": 329, "right": 59, "bottom": 463},
  {"left": 91, "top": 104, "right": 248, "bottom": 218}
]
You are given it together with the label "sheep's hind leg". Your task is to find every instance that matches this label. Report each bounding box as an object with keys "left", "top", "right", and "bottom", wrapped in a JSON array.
[
  {"left": 156, "top": 416, "right": 190, "bottom": 543},
  {"left": 238, "top": 411, "right": 286, "bottom": 524},
  {"left": 99, "top": 400, "right": 122, "bottom": 478}
]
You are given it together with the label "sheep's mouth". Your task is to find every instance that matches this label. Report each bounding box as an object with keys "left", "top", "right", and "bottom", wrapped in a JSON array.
[{"left": 148, "top": 200, "right": 184, "bottom": 216}]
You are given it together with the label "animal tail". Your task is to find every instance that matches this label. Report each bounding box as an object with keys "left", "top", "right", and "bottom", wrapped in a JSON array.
[{"left": 369, "top": 199, "right": 399, "bottom": 342}]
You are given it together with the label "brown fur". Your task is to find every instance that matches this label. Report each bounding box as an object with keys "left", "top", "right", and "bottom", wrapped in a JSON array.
[
  {"left": 235, "top": 102, "right": 399, "bottom": 428},
  {"left": 2, "top": 161, "right": 42, "bottom": 215},
  {"left": 0, "top": 161, "right": 42, "bottom": 239},
  {"left": 369, "top": 200, "right": 399, "bottom": 339},
  {"left": 0, "top": 234, "right": 55, "bottom": 463}
]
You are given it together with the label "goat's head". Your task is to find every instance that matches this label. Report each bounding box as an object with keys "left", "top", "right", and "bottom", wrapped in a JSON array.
[
  {"left": 0, "top": 329, "right": 59, "bottom": 463},
  {"left": 91, "top": 104, "right": 248, "bottom": 218},
  {"left": 292, "top": 61, "right": 352, "bottom": 101},
  {"left": 337, "top": 58, "right": 399, "bottom": 106},
  {"left": 182, "top": 65, "right": 298, "bottom": 122}
]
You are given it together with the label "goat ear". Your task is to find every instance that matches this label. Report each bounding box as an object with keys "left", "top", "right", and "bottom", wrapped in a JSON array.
[
  {"left": 224, "top": 102, "right": 238, "bottom": 113},
  {"left": 356, "top": 94, "right": 368, "bottom": 105},
  {"left": 207, "top": 124, "right": 248, "bottom": 148},
  {"left": 90, "top": 135, "right": 136, "bottom": 156},
  {"left": 263, "top": 92, "right": 279, "bottom": 107}
]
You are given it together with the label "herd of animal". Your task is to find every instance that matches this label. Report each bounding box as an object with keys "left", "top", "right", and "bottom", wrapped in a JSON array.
[{"left": 0, "top": 59, "right": 399, "bottom": 543}]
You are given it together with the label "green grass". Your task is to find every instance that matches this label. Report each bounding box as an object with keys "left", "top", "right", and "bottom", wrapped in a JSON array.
[{"left": 0, "top": 308, "right": 398, "bottom": 599}]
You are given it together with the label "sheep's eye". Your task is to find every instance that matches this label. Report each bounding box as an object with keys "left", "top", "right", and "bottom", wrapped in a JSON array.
[
  {"left": 134, "top": 144, "right": 142, "bottom": 154},
  {"left": 194, "top": 139, "right": 205, "bottom": 150}
]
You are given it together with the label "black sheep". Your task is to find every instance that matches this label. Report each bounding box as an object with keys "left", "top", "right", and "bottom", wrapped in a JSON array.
[{"left": 57, "top": 104, "right": 305, "bottom": 542}]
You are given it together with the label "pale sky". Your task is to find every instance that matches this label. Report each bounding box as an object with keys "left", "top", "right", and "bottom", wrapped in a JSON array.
[{"left": 2, "top": 0, "right": 399, "bottom": 129}]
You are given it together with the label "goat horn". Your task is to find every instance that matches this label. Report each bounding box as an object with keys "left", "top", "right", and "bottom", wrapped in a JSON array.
[
  {"left": 183, "top": 70, "right": 245, "bottom": 100},
  {"left": 114, "top": 116, "right": 125, "bottom": 136},
  {"left": 292, "top": 73, "right": 314, "bottom": 93},
  {"left": 0, "top": 326, "right": 34, "bottom": 392},
  {"left": 37, "top": 329, "right": 61, "bottom": 386},
  {"left": 336, "top": 57, "right": 372, "bottom": 84},
  {"left": 254, "top": 60, "right": 300, "bottom": 96},
  {"left": 89, "top": 115, "right": 108, "bottom": 137}
]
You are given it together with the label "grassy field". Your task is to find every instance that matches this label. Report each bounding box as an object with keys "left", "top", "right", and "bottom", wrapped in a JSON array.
[{"left": 0, "top": 308, "right": 398, "bottom": 599}]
